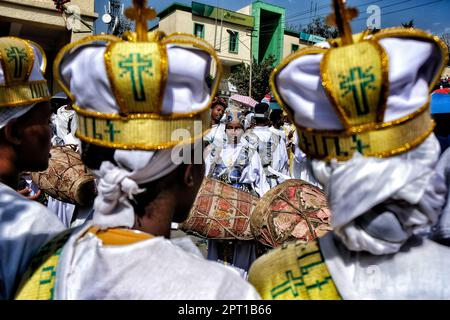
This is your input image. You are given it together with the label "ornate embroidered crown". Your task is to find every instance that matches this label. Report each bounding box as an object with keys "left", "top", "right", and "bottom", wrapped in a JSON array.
[
  {"left": 0, "top": 37, "right": 50, "bottom": 108},
  {"left": 54, "top": 0, "right": 222, "bottom": 150},
  {"left": 271, "top": 0, "right": 448, "bottom": 161}
]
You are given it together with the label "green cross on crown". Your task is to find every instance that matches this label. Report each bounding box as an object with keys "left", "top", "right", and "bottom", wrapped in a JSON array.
[
  {"left": 6, "top": 46, "right": 28, "bottom": 79},
  {"left": 271, "top": 270, "right": 304, "bottom": 299},
  {"left": 118, "top": 53, "right": 153, "bottom": 101},
  {"left": 339, "top": 66, "right": 377, "bottom": 116}
]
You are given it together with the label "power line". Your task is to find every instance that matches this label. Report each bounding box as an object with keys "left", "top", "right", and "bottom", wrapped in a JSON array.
[
  {"left": 354, "top": 0, "right": 444, "bottom": 22},
  {"left": 257, "top": 0, "right": 394, "bottom": 30}
]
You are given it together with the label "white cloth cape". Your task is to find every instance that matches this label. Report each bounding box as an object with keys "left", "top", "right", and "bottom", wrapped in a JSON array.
[
  {"left": 0, "top": 182, "right": 65, "bottom": 299},
  {"left": 53, "top": 223, "right": 261, "bottom": 300},
  {"left": 320, "top": 232, "right": 450, "bottom": 299},
  {"left": 431, "top": 147, "right": 450, "bottom": 241}
]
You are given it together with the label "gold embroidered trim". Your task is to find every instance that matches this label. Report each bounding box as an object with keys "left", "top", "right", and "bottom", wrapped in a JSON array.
[
  {"left": 53, "top": 34, "right": 123, "bottom": 102},
  {"left": 104, "top": 40, "right": 168, "bottom": 115},
  {"left": 270, "top": 46, "right": 328, "bottom": 131},
  {"left": 295, "top": 104, "right": 434, "bottom": 161},
  {"left": 25, "top": 39, "right": 47, "bottom": 73},
  {"left": 320, "top": 40, "right": 390, "bottom": 128},
  {"left": 75, "top": 105, "right": 210, "bottom": 150},
  {"left": 0, "top": 80, "right": 50, "bottom": 107},
  {"left": 370, "top": 27, "right": 449, "bottom": 91}
]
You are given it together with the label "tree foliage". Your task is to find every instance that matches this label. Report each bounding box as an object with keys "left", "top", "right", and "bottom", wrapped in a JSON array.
[
  {"left": 228, "top": 55, "right": 276, "bottom": 102},
  {"left": 286, "top": 17, "right": 338, "bottom": 39},
  {"left": 301, "top": 17, "right": 338, "bottom": 39}
]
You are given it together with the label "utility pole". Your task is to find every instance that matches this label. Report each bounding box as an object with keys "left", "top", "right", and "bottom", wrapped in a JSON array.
[
  {"left": 249, "top": 32, "right": 252, "bottom": 97},
  {"left": 248, "top": 28, "right": 256, "bottom": 98}
]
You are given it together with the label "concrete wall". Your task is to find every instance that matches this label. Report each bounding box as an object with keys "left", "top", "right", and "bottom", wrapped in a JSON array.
[
  {"left": 283, "top": 33, "right": 306, "bottom": 58},
  {"left": 443, "top": 66, "right": 450, "bottom": 78},
  {"left": 0, "top": 0, "right": 97, "bottom": 93},
  {"left": 157, "top": 10, "right": 252, "bottom": 68},
  {"left": 0, "top": 0, "right": 97, "bottom": 42},
  {"left": 237, "top": 5, "right": 251, "bottom": 15}
]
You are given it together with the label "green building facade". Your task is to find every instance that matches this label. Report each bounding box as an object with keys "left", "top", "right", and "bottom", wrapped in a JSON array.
[{"left": 251, "top": 1, "right": 285, "bottom": 65}]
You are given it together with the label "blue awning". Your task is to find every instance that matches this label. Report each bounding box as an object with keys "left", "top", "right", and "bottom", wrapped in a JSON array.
[{"left": 431, "top": 92, "right": 450, "bottom": 114}]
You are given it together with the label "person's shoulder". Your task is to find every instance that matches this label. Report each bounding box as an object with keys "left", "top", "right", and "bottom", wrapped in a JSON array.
[
  {"left": 0, "top": 183, "right": 64, "bottom": 230},
  {"left": 243, "top": 131, "right": 259, "bottom": 148},
  {"left": 151, "top": 238, "right": 261, "bottom": 299}
]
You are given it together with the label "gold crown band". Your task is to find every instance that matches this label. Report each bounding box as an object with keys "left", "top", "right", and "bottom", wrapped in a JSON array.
[
  {"left": 296, "top": 103, "right": 434, "bottom": 161},
  {"left": 74, "top": 104, "right": 210, "bottom": 150},
  {"left": 0, "top": 80, "right": 50, "bottom": 107}
]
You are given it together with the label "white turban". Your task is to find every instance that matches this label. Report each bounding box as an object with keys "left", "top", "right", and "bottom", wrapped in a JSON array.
[{"left": 92, "top": 149, "right": 180, "bottom": 228}]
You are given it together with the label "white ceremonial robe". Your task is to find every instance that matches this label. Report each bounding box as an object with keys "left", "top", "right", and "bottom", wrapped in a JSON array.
[
  {"left": 204, "top": 123, "right": 226, "bottom": 148},
  {"left": 47, "top": 197, "right": 76, "bottom": 228},
  {"left": 269, "top": 126, "right": 287, "bottom": 142},
  {"left": 291, "top": 133, "right": 322, "bottom": 187},
  {"left": 54, "top": 106, "right": 79, "bottom": 146},
  {"left": 205, "top": 142, "right": 270, "bottom": 197},
  {"left": 311, "top": 135, "right": 443, "bottom": 255},
  {"left": 0, "top": 182, "right": 65, "bottom": 299},
  {"left": 53, "top": 223, "right": 261, "bottom": 300},
  {"left": 249, "top": 126, "right": 290, "bottom": 187},
  {"left": 47, "top": 109, "right": 92, "bottom": 228}
]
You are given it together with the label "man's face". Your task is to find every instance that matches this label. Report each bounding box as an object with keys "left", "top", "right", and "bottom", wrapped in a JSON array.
[
  {"left": 211, "top": 105, "right": 225, "bottom": 123},
  {"left": 15, "top": 101, "right": 52, "bottom": 172},
  {"left": 226, "top": 122, "right": 244, "bottom": 145}
]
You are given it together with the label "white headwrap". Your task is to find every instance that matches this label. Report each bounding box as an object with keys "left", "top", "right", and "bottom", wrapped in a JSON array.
[{"left": 93, "top": 149, "right": 179, "bottom": 228}]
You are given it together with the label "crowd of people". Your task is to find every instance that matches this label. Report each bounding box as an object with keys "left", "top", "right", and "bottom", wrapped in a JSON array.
[{"left": 1, "top": 0, "right": 450, "bottom": 300}]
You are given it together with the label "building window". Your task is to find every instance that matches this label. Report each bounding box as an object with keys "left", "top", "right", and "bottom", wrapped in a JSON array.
[
  {"left": 194, "top": 23, "right": 204, "bottom": 39},
  {"left": 228, "top": 30, "right": 239, "bottom": 54},
  {"left": 291, "top": 44, "right": 299, "bottom": 53}
]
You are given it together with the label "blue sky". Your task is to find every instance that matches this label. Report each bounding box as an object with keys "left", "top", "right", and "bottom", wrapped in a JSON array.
[{"left": 95, "top": 0, "right": 450, "bottom": 36}]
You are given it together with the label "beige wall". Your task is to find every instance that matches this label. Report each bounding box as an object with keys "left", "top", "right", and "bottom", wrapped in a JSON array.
[
  {"left": 283, "top": 33, "right": 307, "bottom": 58},
  {"left": 237, "top": 5, "right": 252, "bottom": 15},
  {"left": 157, "top": 10, "right": 252, "bottom": 70},
  {"left": 0, "top": 0, "right": 97, "bottom": 93},
  {"left": 0, "top": 0, "right": 96, "bottom": 42},
  {"left": 443, "top": 66, "right": 450, "bottom": 78}
]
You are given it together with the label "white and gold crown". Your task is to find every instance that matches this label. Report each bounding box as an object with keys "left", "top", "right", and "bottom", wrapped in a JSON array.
[
  {"left": 271, "top": 0, "right": 448, "bottom": 161},
  {"left": 54, "top": 0, "right": 222, "bottom": 151},
  {"left": 0, "top": 36, "right": 50, "bottom": 108}
]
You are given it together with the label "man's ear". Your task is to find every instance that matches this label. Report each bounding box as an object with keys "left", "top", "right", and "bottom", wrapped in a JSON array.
[
  {"left": 183, "top": 164, "right": 195, "bottom": 187},
  {"left": 3, "top": 119, "right": 22, "bottom": 145}
]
